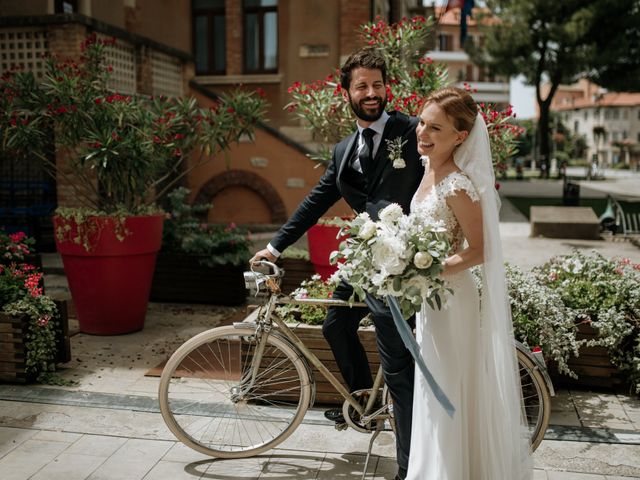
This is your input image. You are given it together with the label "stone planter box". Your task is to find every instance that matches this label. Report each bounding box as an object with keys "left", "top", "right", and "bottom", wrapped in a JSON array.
[
  {"left": 550, "top": 321, "right": 624, "bottom": 389},
  {"left": 150, "top": 252, "right": 246, "bottom": 305},
  {"left": 278, "top": 258, "right": 316, "bottom": 295},
  {"left": 0, "top": 299, "right": 70, "bottom": 383},
  {"left": 244, "top": 323, "right": 379, "bottom": 405}
]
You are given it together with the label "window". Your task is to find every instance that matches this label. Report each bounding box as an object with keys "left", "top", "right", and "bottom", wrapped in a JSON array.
[
  {"left": 438, "top": 34, "right": 453, "bottom": 51},
  {"left": 584, "top": 111, "right": 588, "bottom": 121},
  {"left": 55, "top": 0, "right": 77, "bottom": 13},
  {"left": 623, "top": 109, "right": 628, "bottom": 119},
  {"left": 612, "top": 109, "right": 620, "bottom": 120},
  {"left": 574, "top": 120, "right": 579, "bottom": 134},
  {"left": 465, "top": 64, "right": 474, "bottom": 81},
  {"left": 604, "top": 109, "right": 611, "bottom": 119},
  {"left": 193, "top": 0, "right": 226, "bottom": 75},
  {"left": 244, "top": 0, "right": 278, "bottom": 73}
]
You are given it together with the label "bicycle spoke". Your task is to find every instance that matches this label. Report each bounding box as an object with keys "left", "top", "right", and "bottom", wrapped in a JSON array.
[{"left": 159, "top": 326, "right": 310, "bottom": 456}]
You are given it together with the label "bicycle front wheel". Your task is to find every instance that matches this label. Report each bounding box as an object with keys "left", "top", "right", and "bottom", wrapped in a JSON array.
[
  {"left": 517, "top": 349, "right": 551, "bottom": 451},
  {"left": 159, "top": 325, "right": 312, "bottom": 458}
]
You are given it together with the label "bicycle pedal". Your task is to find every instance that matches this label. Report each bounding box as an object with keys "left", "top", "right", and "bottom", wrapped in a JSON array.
[{"left": 334, "top": 422, "right": 348, "bottom": 431}]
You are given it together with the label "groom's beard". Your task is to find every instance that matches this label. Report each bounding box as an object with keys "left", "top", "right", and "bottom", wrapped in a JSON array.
[{"left": 348, "top": 93, "right": 387, "bottom": 122}]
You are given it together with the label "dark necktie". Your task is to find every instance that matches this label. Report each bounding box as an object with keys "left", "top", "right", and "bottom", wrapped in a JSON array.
[{"left": 358, "top": 128, "right": 375, "bottom": 175}]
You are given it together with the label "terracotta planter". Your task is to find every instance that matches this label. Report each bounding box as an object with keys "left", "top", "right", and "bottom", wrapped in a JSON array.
[
  {"left": 54, "top": 214, "right": 163, "bottom": 335},
  {"left": 150, "top": 252, "right": 246, "bottom": 305},
  {"left": 243, "top": 323, "right": 379, "bottom": 405},
  {"left": 307, "top": 223, "right": 347, "bottom": 280}
]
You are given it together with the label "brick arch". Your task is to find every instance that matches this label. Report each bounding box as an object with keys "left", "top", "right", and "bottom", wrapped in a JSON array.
[{"left": 194, "top": 170, "right": 287, "bottom": 223}]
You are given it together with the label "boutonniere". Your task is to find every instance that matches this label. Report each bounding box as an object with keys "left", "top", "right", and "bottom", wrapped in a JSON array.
[{"left": 386, "top": 137, "right": 407, "bottom": 169}]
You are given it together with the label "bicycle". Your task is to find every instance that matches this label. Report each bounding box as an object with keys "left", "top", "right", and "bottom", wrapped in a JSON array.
[{"left": 159, "top": 261, "right": 554, "bottom": 465}]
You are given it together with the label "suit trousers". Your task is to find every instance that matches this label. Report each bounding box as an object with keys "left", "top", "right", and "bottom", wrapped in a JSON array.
[{"left": 323, "top": 281, "right": 415, "bottom": 477}]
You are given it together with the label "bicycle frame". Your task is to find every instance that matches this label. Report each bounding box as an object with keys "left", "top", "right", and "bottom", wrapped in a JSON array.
[{"left": 240, "top": 287, "right": 383, "bottom": 418}]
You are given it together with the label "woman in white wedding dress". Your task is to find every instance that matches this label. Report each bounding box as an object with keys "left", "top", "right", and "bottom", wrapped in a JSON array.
[{"left": 405, "top": 87, "right": 532, "bottom": 480}]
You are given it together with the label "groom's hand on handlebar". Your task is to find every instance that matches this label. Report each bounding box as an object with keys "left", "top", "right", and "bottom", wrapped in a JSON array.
[{"left": 250, "top": 248, "right": 277, "bottom": 266}]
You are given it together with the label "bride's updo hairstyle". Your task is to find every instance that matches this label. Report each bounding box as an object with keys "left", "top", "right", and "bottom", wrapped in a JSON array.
[{"left": 422, "top": 87, "right": 477, "bottom": 134}]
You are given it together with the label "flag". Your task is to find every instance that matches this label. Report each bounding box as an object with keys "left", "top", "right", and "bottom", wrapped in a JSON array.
[
  {"left": 460, "top": 0, "right": 475, "bottom": 46},
  {"left": 443, "top": 0, "right": 475, "bottom": 46}
]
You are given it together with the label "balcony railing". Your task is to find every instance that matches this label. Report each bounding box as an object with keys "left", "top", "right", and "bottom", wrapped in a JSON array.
[{"left": 0, "top": 14, "right": 190, "bottom": 97}]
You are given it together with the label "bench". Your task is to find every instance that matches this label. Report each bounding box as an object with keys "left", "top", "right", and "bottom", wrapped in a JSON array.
[{"left": 530, "top": 206, "right": 600, "bottom": 240}]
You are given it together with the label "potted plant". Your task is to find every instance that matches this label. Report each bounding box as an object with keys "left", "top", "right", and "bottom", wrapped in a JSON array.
[
  {"left": 535, "top": 251, "right": 640, "bottom": 392},
  {"left": 306, "top": 216, "right": 350, "bottom": 280},
  {"left": 0, "top": 35, "right": 265, "bottom": 334},
  {"left": 501, "top": 265, "right": 584, "bottom": 379},
  {"left": 274, "top": 275, "right": 377, "bottom": 404},
  {"left": 150, "top": 187, "right": 251, "bottom": 305},
  {"left": 0, "top": 230, "right": 64, "bottom": 383}
]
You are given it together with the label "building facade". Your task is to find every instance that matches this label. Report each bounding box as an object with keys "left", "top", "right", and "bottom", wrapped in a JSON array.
[
  {"left": 1, "top": 0, "right": 506, "bottom": 235},
  {"left": 551, "top": 79, "right": 640, "bottom": 168},
  {"left": 426, "top": 6, "right": 510, "bottom": 107}
]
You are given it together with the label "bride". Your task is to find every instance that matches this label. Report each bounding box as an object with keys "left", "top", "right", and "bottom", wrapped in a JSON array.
[{"left": 406, "top": 87, "right": 533, "bottom": 479}]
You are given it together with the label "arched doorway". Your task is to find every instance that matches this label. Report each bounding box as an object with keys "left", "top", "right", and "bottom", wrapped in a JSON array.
[{"left": 194, "top": 170, "right": 287, "bottom": 224}]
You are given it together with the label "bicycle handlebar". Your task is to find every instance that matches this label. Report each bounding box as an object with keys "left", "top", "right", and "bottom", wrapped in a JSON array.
[
  {"left": 251, "top": 259, "right": 282, "bottom": 278},
  {"left": 244, "top": 260, "right": 283, "bottom": 295}
]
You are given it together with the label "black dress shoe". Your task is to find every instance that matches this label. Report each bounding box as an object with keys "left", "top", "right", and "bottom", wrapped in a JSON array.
[{"left": 323, "top": 408, "right": 345, "bottom": 424}]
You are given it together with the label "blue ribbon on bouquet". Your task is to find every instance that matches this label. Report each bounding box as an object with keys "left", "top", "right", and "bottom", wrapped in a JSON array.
[{"left": 386, "top": 296, "right": 455, "bottom": 418}]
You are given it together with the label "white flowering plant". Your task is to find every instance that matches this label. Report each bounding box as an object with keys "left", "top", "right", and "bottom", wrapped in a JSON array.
[
  {"left": 535, "top": 250, "right": 640, "bottom": 392},
  {"left": 329, "top": 203, "right": 451, "bottom": 319},
  {"left": 498, "top": 265, "right": 584, "bottom": 378}
]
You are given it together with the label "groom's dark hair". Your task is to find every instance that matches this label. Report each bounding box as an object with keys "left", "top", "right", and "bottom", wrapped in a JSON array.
[{"left": 340, "top": 47, "right": 387, "bottom": 90}]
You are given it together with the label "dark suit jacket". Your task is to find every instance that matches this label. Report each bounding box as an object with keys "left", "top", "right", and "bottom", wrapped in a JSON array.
[{"left": 271, "top": 111, "right": 423, "bottom": 253}]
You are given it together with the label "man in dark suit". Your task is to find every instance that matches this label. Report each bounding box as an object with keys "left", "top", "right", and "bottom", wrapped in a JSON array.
[{"left": 251, "top": 47, "right": 422, "bottom": 480}]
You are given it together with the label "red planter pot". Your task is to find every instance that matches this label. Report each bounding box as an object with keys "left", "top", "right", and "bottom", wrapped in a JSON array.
[
  {"left": 54, "top": 214, "right": 163, "bottom": 335},
  {"left": 307, "top": 223, "right": 347, "bottom": 280}
]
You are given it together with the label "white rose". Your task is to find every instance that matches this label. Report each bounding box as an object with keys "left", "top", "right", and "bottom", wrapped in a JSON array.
[
  {"left": 358, "top": 220, "right": 377, "bottom": 240},
  {"left": 355, "top": 211, "right": 371, "bottom": 222},
  {"left": 413, "top": 251, "right": 433, "bottom": 269},
  {"left": 378, "top": 203, "right": 404, "bottom": 225},
  {"left": 371, "top": 236, "right": 408, "bottom": 275}
]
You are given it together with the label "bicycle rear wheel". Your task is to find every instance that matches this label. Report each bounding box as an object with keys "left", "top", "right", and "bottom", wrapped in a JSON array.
[
  {"left": 517, "top": 350, "right": 551, "bottom": 451},
  {"left": 158, "top": 325, "right": 312, "bottom": 458}
]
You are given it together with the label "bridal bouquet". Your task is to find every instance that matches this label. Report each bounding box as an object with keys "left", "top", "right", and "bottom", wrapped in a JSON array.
[{"left": 329, "top": 203, "right": 451, "bottom": 318}]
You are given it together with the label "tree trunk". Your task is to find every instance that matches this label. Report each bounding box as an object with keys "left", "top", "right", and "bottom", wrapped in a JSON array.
[{"left": 537, "top": 103, "right": 551, "bottom": 179}]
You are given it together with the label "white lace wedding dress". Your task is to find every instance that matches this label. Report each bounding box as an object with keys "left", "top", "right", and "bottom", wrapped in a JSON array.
[{"left": 407, "top": 170, "right": 530, "bottom": 480}]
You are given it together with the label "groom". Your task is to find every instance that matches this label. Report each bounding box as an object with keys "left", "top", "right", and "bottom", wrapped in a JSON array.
[{"left": 250, "top": 47, "right": 422, "bottom": 480}]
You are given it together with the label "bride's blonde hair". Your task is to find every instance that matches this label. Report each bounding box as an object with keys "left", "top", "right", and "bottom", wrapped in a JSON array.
[{"left": 423, "top": 87, "right": 477, "bottom": 133}]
